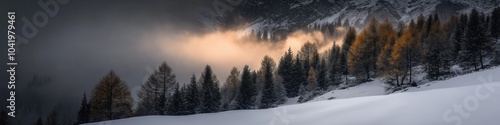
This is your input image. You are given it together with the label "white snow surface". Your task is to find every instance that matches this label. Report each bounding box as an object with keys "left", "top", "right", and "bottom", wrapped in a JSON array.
[
  {"left": 85, "top": 67, "right": 500, "bottom": 125},
  {"left": 310, "top": 79, "right": 386, "bottom": 102}
]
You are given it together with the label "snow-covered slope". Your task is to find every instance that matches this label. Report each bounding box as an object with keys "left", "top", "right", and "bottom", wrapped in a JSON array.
[
  {"left": 85, "top": 67, "right": 500, "bottom": 125},
  {"left": 311, "top": 67, "right": 500, "bottom": 102},
  {"left": 310, "top": 79, "right": 386, "bottom": 102},
  {"left": 401, "top": 67, "right": 500, "bottom": 93},
  {"left": 85, "top": 82, "right": 500, "bottom": 125}
]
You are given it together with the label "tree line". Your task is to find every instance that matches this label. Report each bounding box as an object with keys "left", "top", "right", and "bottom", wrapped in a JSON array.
[
  {"left": 73, "top": 8, "right": 500, "bottom": 124},
  {"left": 348, "top": 8, "right": 500, "bottom": 91},
  {"left": 10, "top": 7, "right": 496, "bottom": 125}
]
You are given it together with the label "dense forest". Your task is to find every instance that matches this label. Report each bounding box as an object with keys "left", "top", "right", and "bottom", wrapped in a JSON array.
[{"left": 3, "top": 8, "right": 498, "bottom": 125}]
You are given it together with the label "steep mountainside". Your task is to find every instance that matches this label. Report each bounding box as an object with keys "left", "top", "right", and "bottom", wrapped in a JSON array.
[{"left": 201, "top": 0, "right": 499, "bottom": 38}]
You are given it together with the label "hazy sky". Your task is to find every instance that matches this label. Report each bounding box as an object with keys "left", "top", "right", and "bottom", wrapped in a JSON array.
[
  {"left": 0, "top": 0, "right": 344, "bottom": 111},
  {"left": 0, "top": 0, "right": 216, "bottom": 106}
]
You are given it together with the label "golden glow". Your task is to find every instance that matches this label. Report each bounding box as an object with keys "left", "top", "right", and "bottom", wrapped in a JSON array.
[{"left": 145, "top": 28, "right": 346, "bottom": 81}]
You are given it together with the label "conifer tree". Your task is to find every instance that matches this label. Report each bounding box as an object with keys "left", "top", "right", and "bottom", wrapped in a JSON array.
[
  {"left": 343, "top": 19, "right": 350, "bottom": 27},
  {"left": 329, "top": 43, "right": 342, "bottom": 86},
  {"left": 278, "top": 47, "right": 295, "bottom": 97},
  {"left": 184, "top": 74, "right": 200, "bottom": 114},
  {"left": 341, "top": 27, "right": 356, "bottom": 85},
  {"left": 348, "top": 19, "right": 379, "bottom": 81},
  {"left": 89, "top": 71, "right": 133, "bottom": 121},
  {"left": 425, "top": 19, "right": 448, "bottom": 80},
  {"left": 377, "top": 19, "right": 398, "bottom": 76},
  {"left": 221, "top": 67, "right": 241, "bottom": 110},
  {"left": 317, "top": 58, "right": 328, "bottom": 90},
  {"left": 136, "top": 62, "right": 177, "bottom": 115},
  {"left": 236, "top": 65, "right": 257, "bottom": 109},
  {"left": 460, "top": 9, "right": 492, "bottom": 70},
  {"left": 200, "top": 65, "right": 221, "bottom": 113},
  {"left": 167, "top": 83, "right": 184, "bottom": 115},
  {"left": 274, "top": 79, "right": 287, "bottom": 105},
  {"left": 259, "top": 56, "right": 277, "bottom": 109},
  {"left": 307, "top": 67, "right": 317, "bottom": 91},
  {"left": 77, "top": 93, "right": 90, "bottom": 124},
  {"left": 299, "top": 42, "right": 318, "bottom": 77},
  {"left": 389, "top": 20, "right": 421, "bottom": 87},
  {"left": 292, "top": 54, "right": 307, "bottom": 94},
  {"left": 491, "top": 7, "right": 500, "bottom": 38}
]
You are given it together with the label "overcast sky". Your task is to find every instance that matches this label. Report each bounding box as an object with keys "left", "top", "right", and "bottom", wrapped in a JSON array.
[
  {"left": 0, "top": 0, "right": 225, "bottom": 106},
  {"left": 0, "top": 1, "right": 341, "bottom": 113}
]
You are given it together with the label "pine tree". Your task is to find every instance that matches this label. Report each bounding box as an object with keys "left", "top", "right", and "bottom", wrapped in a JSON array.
[
  {"left": 396, "top": 21, "right": 405, "bottom": 37},
  {"left": 342, "top": 27, "right": 357, "bottom": 53},
  {"left": 89, "top": 71, "right": 133, "bottom": 121},
  {"left": 184, "top": 74, "right": 200, "bottom": 114},
  {"left": 341, "top": 27, "right": 356, "bottom": 85},
  {"left": 450, "top": 15, "right": 464, "bottom": 60},
  {"left": 200, "top": 65, "right": 221, "bottom": 113},
  {"left": 136, "top": 62, "right": 177, "bottom": 115},
  {"left": 425, "top": 19, "right": 448, "bottom": 80},
  {"left": 77, "top": 93, "right": 90, "bottom": 124},
  {"left": 292, "top": 54, "right": 306, "bottom": 95},
  {"left": 343, "top": 19, "right": 350, "bottom": 27},
  {"left": 490, "top": 7, "right": 500, "bottom": 38},
  {"left": 259, "top": 56, "right": 277, "bottom": 109},
  {"left": 317, "top": 58, "right": 328, "bottom": 90},
  {"left": 274, "top": 79, "right": 287, "bottom": 105},
  {"left": 422, "top": 14, "right": 434, "bottom": 45},
  {"left": 278, "top": 47, "right": 295, "bottom": 97},
  {"left": 312, "top": 51, "right": 320, "bottom": 70},
  {"left": 221, "top": 67, "right": 241, "bottom": 110},
  {"left": 236, "top": 65, "right": 257, "bottom": 109},
  {"left": 461, "top": 9, "right": 493, "bottom": 70},
  {"left": 416, "top": 14, "right": 425, "bottom": 31},
  {"left": 328, "top": 43, "right": 342, "bottom": 86},
  {"left": 167, "top": 83, "right": 183, "bottom": 115}
]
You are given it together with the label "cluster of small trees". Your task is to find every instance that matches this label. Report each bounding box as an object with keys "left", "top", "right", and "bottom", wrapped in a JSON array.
[{"left": 348, "top": 8, "right": 500, "bottom": 91}]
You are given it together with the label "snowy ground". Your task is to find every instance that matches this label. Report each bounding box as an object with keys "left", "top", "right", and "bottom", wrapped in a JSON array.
[
  {"left": 309, "top": 79, "right": 386, "bottom": 102},
  {"left": 85, "top": 67, "right": 500, "bottom": 125}
]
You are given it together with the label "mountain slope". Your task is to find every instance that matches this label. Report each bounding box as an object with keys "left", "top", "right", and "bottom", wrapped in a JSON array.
[
  {"left": 208, "top": 0, "right": 500, "bottom": 38},
  {"left": 85, "top": 67, "right": 500, "bottom": 125},
  {"left": 85, "top": 81, "right": 500, "bottom": 125}
]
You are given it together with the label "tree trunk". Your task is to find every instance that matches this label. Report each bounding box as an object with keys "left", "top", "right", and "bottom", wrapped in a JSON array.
[
  {"left": 480, "top": 51, "right": 484, "bottom": 69},
  {"left": 345, "top": 75, "right": 348, "bottom": 85},
  {"left": 365, "top": 65, "right": 370, "bottom": 81}
]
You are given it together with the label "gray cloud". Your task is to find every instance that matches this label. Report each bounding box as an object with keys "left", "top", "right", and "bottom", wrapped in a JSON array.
[{"left": 0, "top": 0, "right": 221, "bottom": 123}]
